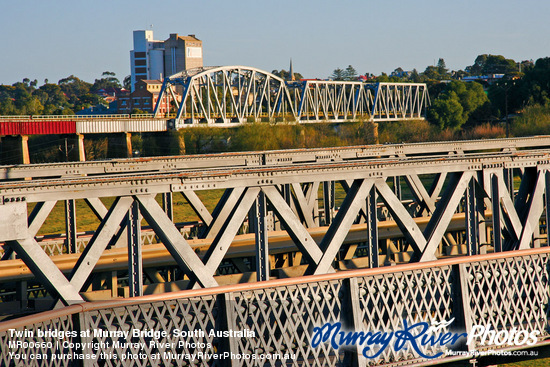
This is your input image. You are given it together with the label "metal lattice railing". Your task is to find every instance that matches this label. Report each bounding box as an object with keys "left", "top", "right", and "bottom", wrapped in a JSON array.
[
  {"left": 461, "top": 252, "right": 550, "bottom": 351},
  {"left": 82, "top": 296, "right": 223, "bottom": 366},
  {"left": 229, "top": 281, "right": 345, "bottom": 366},
  {"left": 355, "top": 265, "right": 455, "bottom": 365},
  {"left": 0, "top": 249, "right": 548, "bottom": 367},
  {"left": 0, "top": 314, "right": 77, "bottom": 367}
]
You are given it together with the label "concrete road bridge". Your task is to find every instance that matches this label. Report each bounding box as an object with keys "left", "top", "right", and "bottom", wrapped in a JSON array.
[{"left": 0, "top": 136, "right": 549, "bottom": 366}]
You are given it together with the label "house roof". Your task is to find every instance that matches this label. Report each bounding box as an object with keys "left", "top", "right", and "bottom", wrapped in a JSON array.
[{"left": 138, "top": 79, "right": 163, "bottom": 85}]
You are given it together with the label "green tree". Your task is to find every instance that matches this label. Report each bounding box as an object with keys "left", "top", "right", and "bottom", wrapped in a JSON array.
[
  {"left": 344, "top": 65, "right": 357, "bottom": 81},
  {"left": 271, "top": 69, "right": 303, "bottom": 81},
  {"left": 445, "top": 81, "right": 488, "bottom": 121},
  {"left": 427, "top": 92, "right": 465, "bottom": 130},
  {"left": 373, "top": 73, "right": 390, "bottom": 82},
  {"left": 0, "top": 88, "right": 17, "bottom": 115},
  {"left": 427, "top": 81, "right": 490, "bottom": 129},
  {"left": 58, "top": 75, "right": 91, "bottom": 98},
  {"left": 467, "top": 54, "right": 517, "bottom": 76},
  {"left": 437, "top": 58, "right": 448, "bottom": 77},
  {"left": 123, "top": 75, "right": 132, "bottom": 90},
  {"left": 423, "top": 65, "right": 441, "bottom": 80},
  {"left": 91, "top": 71, "right": 121, "bottom": 92},
  {"left": 330, "top": 68, "right": 345, "bottom": 81}
]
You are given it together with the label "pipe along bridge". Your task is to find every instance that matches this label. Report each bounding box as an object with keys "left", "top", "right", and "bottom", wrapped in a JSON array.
[{"left": 1, "top": 136, "right": 550, "bottom": 365}]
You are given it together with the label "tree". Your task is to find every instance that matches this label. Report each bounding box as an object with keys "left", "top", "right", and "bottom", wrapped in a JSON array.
[
  {"left": 409, "top": 69, "right": 424, "bottom": 83},
  {"left": 437, "top": 58, "right": 448, "bottom": 77},
  {"left": 467, "top": 54, "right": 517, "bottom": 76},
  {"left": 91, "top": 71, "right": 121, "bottom": 92},
  {"left": 271, "top": 69, "right": 304, "bottom": 81},
  {"left": 123, "top": 75, "right": 132, "bottom": 90},
  {"left": 427, "top": 92, "right": 465, "bottom": 130},
  {"left": 35, "top": 83, "right": 69, "bottom": 114},
  {"left": 445, "top": 81, "right": 488, "bottom": 120},
  {"left": 344, "top": 65, "right": 357, "bottom": 81},
  {"left": 58, "top": 75, "right": 91, "bottom": 98},
  {"left": 330, "top": 68, "right": 345, "bottom": 81},
  {"left": 423, "top": 65, "right": 441, "bottom": 80},
  {"left": 427, "top": 80, "right": 489, "bottom": 129}
]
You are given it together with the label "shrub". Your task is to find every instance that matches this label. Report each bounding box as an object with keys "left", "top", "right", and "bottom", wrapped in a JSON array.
[{"left": 511, "top": 104, "right": 550, "bottom": 136}]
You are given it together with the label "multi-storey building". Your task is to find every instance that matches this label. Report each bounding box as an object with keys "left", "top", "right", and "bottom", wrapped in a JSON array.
[
  {"left": 117, "top": 79, "right": 172, "bottom": 115},
  {"left": 129, "top": 30, "right": 203, "bottom": 92}
]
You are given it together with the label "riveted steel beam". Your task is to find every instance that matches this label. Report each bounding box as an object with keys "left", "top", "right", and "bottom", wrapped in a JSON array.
[
  {"left": 419, "top": 171, "right": 474, "bottom": 261},
  {"left": 253, "top": 191, "right": 269, "bottom": 281},
  {"left": 127, "top": 200, "right": 142, "bottom": 297},
  {"left": 263, "top": 185, "right": 327, "bottom": 269},
  {"left": 312, "top": 179, "right": 374, "bottom": 275},
  {"left": 136, "top": 195, "right": 218, "bottom": 288},
  {"left": 7, "top": 238, "right": 83, "bottom": 305},
  {"left": 199, "top": 187, "right": 260, "bottom": 282}
]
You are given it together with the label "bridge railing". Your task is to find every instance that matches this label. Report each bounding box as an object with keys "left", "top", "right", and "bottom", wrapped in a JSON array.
[
  {"left": 1, "top": 247, "right": 548, "bottom": 366},
  {"left": 0, "top": 114, "right": 159, "bottom": 120}
]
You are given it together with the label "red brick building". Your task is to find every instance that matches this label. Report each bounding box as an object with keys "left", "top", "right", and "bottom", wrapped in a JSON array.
[{"left": 117, "top": 80, "right": 173, "bottom": 115}]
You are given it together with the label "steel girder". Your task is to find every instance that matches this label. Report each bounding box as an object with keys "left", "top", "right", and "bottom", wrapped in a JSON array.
[
  {"left": 3, "top": 136, "right": 550, "bottom": 182},
  {"left": 155, "top": 66, "right": 295, "bottom": 127},
  {"left": 2, "top": 147, "right": 550, "bottom": 308},
  {"left": 288, "top": 80, "right": 374, "bottom": 122},
  {"left": 370, "top": 82, "right": 430, "bottom": 121},
  {"left": 153, "top": 65, "right": 429, "bottom": 126}
]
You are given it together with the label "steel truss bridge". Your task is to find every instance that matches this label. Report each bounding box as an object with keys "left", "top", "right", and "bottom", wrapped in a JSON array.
[
  {"left": 1, "top": 136, "right": 550, "bottom": 365},
  {"left": 154, "top": 66, "right": 429, "bottom": 127}
]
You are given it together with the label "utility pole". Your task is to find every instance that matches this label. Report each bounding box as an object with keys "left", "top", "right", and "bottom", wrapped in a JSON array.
[{"left": 59, "top": 137, "right": 74, "bottom": 162}]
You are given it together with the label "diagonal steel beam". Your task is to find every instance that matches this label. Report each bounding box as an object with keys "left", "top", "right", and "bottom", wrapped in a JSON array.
[
  {"left": 27, "top": 201, "right": 57, "bottom": 236},
  {"left": 375, "top": 179, "right": 426, "bottom": 254},
  {"left": 517, "top": 169, "right": 547, "bottom": 250},
  {"left": 263, "top": 185, "right": 327, "bottom": 268},
  {"left": 204, "top": 187, "right": 245, "bottom": 239},
  {"left": 136, "top": 195, "right": 218, "bottom": 288},
  {"left": 404, "top": 174, "right": 436, "bottom": 215},
  {"left": 428, "top": 172, "right": 447, "bottom": 201},
  {"left": 7, "top": 238, "right": 83, "bottom": 305},
  {"left": 498, "top": 175, "right": 523, "bottom": 241},
  {"left": 419, "top": 171, "right": 474, "bottom": 261},
  {"left": 200, "top": 187, "right": 260, "bottom": 277},
  {"left": 291, "top": 182, "right": 318, "bottom": 228},
  {"left": 311, "top": 179, "right": 374, "bottom": 275},
  {"left": 68, "top": 197, "right": 133, "bottom": 291},
  {"left": 182, "top": 190, "right": 213, "bottom": 226},
  {"left": 84, "top": 197, "right": 109, "bottom": 220}
]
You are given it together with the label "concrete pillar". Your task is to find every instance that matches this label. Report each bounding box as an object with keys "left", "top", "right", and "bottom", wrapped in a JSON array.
[
  {"left": 107, "top": 133, "right": 133, "bottom": 158},
  {"left": 76, "top": 134, "right": 86, "bottom": 162},
  {"left": 125, "top": 132, "right": 133, "bottom": 158},
  {"left": 0, "top": 135, "right": 30, "bottom": 164},
  {"left": 364, "top": 121, "right": 379, "bottom": 145}
]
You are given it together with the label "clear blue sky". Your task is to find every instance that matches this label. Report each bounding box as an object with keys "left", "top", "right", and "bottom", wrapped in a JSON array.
[{"left": 1, "top": 0, "right": 548, "bottom": 85}]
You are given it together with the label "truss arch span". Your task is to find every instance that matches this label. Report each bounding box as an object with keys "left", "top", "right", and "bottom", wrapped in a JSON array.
[
  {"left": 155, "top": 65, "right": 295, "bottom": 127},
  {"left": 153, "top": 65, "right": 430, "bottom": 128}
]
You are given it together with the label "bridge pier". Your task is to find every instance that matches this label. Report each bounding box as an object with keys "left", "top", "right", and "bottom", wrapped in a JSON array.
[
  {"left": 59, "top": 134, "right": 86, "bottom": 162},
  {"left": 107, "top": 132, "right": 133, "bottom": 158},
  {"left": 0, "top": 135, "right": 30, "bottom": 164}
]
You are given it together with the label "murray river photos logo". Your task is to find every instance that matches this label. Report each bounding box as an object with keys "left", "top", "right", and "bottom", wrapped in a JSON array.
[{"left": 310, "top": 319, "right": 540, "bottom": 359}]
